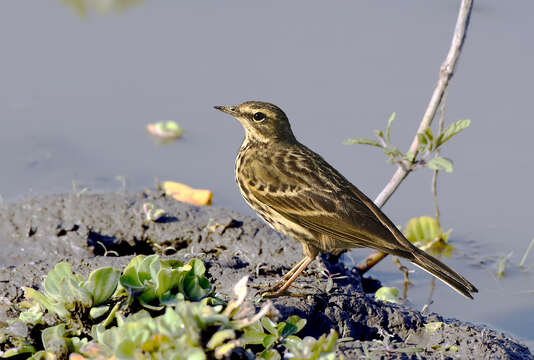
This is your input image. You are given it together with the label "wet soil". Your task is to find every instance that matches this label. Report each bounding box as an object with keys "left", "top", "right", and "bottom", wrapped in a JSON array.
[{"left": 0, "top": 191, "right": 531, "bottom": 359}]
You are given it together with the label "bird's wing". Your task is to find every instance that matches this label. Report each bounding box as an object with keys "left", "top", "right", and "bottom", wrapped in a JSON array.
[{"left": 246, "top": 153, "right": 416, "bottom": 257}]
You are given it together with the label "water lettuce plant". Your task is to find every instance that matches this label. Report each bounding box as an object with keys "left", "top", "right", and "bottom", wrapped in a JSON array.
[{"left": 0, "top": 256, "right": 338, "bottom": 359}]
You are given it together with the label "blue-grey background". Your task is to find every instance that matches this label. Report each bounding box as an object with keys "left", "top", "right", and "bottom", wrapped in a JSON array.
[{"left": 1, "top": 0, "right": 533, "bottom": 349}]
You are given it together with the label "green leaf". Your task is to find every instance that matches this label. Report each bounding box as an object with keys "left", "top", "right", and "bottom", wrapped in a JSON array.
[
  {"left": 21, "top": 288, "right": 52, "bottom": 312},
  {"left": 19, "top": 304, "right": 44, "bottom": 324},
  {"left": 286, "top": 315, "right": 306, "bottom": 333},
  {"left": 214, "top": 342, "right": 239, "bottom": 359},
  {"left": 206, "top": 329, "right": 235, "bottom": 350},
  {"left": 84, "top": 267, "right": 120, "bottom": 305},
  {"left": 386, "top": 112, "right": 396, "bottom": 143},
  {"left": 116, "top": 339, "right": 136, "bottom": 358},
  {"left": 138, "top": 254, "right": 159, "bottom": 283},
  {"left": 282, "top": 335, "right": 301, "bottom": 348},
  {"left": 263, "top": 334, "right": 277, "bottom": 349},
  {"left": 343, "top": 137, "right": 382, "bottom": 147},
  {"left": 89, "top": 305, "right": 110, "bottom": 319},
  {"left": 383, "top": 146, "right": 402, "bottom": 158},
  {"left": 155, "top": 268, "right": 175, "bottom": 297},
  {"left": 120, "top": 256, "right": 145, "bottom": 289},
  {"left": 190, "top": 258, "right": 206, "bottom": 276},
  {"left": 160, "top": 259, "right": 184, "bottom": 269},
  {"left": 374, "top": 129, "right": 384, "bottom": 139},
  {"left": 0, "top": 343, "right": 36, "bottom": 357},
  {"left": 426, "top": 156, "right": 454, "bottom": 173},
  {"left": 496, "top": 252, "right": 513, "bottom": 279},
  {"left": 279, "top": 316, "right": 306, "bottom": 338},
  {"left": 417, "top": 132, "right": 428, "bottom": 146},
  {"left": 403, "top": 216, "right": 455, "bottom": 258},
  {"left": 182, "top": 272, "right": 211, "bottom": 301},
  {"left": 21, "top": 287, "right": 68, "bottom": 319},
  {"left": 241, "top": 328, "right": 267, "bottom": 345},
  {"left": 41, "top": 324, "right": 68, "bottom": 356},
  {"left": 375, "top": 286, "right": 402, "bottom": 304},
  {"left": 259, "top": 349, "right": 281, "bottom": 360},
  {"left": 43, "top": 262, "right": 77, "bottom": 301},
  {"left": 185, "top": 348, "right": 207, "bottom": 360},
  {"left": 520, "top": 238, "right": 534, "bottom": 269},
  {"left": 404, "top": 217, "right": 440, "bottom": 244},
  {"left": 66, "top": 277, "right": 93, "bottom": 308},
  {"left": 323, "top": 330, "right": 338, "bottom": 352},
  {"left": 436, "top": 119, "right": 471, "bottom": 147},
  {"left": 423, "top": 126, "right": 434, "bottom": 150},
  {"left": 280, "top": 322, "right": 298, "bottom": 338},
  {"left": 261, "top": 317, "right": 278, "bottom": 336},
  {"left": 70, "top": 337, "right": 88, "bottom": 353},
  {"left": 138, "top": 287, "right": 157, "bottom": 305}
]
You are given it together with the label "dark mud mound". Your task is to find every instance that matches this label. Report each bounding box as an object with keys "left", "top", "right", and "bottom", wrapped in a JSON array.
[{"left": 0, "top": 191, "right": 531, "bottom": 359}]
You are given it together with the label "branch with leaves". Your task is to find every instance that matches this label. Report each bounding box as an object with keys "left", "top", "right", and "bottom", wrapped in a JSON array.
[
  {"left": 344, "top": 0, "right": 474, "bottom": 274},
  {"left": 345, "top": 114, "right": 470, "bottom": 174}
]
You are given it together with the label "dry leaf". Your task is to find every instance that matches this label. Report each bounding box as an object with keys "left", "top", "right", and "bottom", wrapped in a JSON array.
[{"left": 162, "top": 181, "right": 213, "bottom": 206}]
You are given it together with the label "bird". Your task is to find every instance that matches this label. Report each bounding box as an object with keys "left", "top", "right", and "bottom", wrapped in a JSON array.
[{"left": 214, "top": 101, "right": 478, "bottom": 299}]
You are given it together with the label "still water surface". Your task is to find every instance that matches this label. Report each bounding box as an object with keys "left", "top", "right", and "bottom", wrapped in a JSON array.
[{"left": 0, "top": 0, "right": 533, "bottom": 349}]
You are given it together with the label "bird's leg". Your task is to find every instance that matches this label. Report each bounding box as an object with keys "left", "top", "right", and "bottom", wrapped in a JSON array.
[
  {"left": 257, "top": 257, "right": 306, "bottom": 292},
  {"left": 269, "top": 257, "right": 307, "bottom": 288},
  {"left": 261, "top": 256, "right": 314, "bottom": 297}
]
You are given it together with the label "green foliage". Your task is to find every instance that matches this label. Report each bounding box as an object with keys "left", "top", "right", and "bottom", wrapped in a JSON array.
[
  {"left": 436, "top": 119, "right": 471, "bottom": 148},
  {"left": 344, "top": 114, "right": 470, "bottom": 174},
  {"left": 283, "top": 330, "right": 338, "bottom": 360},
  {"left": 404, "top": 216, "right": 454, "bottom": 259},
  {"left": 375, "top": 286, "right": 402, "bottom": 304},
  {"left": 84, "top": 305, "right": 232, "bottom": 359},
  {"left": 1, "top": 257, "right": 338, "bottom": 359},
  {"left": 20, "top": 263, "right": 120, "bottom": 326},
  {"left": 142, "top": 202, "right": 166, "bottom": 222},
  {"left": 119, "top": 255, "right": 212, "bottom": 308},
  {"left": 426, "top": 157, "right": 453, "bottom": 173},
  {"left": 496, "top": 252, "right": 513, "bottom": 279},
  {"left": 519, "top": 238, "right": 534, "bottom": 269}
]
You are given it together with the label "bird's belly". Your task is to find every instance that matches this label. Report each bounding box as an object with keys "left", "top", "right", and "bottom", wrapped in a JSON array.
[{"left": 236, "top": 182, "right": 314, "bottom": 240}]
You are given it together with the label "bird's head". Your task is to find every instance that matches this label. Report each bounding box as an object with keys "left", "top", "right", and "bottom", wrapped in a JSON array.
[{"left": 215, "top": 101, "right": 296, "bottom": 143}]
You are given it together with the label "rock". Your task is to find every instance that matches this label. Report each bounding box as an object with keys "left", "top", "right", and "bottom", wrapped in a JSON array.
[{"left": 0, "top": 191, "right": 531, "bottom": 359}]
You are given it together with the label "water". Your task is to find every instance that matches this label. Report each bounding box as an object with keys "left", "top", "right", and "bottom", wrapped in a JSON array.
[{"left": 1, "top": 0, "right": 533, "bottom": 349}]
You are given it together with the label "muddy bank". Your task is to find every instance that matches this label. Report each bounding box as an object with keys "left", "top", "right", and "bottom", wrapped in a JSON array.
[{"left": 0, "top": 191, "right": 531, "bottom": 359}]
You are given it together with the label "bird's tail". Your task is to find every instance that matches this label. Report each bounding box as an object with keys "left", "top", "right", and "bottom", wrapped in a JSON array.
[{"left": 410, "top": 248, "right": 478, "bottom": 299}]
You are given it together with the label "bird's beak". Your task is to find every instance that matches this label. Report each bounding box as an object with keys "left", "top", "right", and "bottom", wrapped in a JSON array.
[{"left": 214, "top": 105, "right": 237, "bottom": 116}]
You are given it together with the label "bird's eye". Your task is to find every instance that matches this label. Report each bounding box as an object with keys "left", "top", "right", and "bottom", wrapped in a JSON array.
[{"left": 253, "top": 112, "right": 266, "bottom": 122}]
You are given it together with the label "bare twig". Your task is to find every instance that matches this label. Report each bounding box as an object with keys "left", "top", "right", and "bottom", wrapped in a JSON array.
[
  {"left": 432, "top": 91, "right": 447, "bottom": 225},
  {"left": 357, "top": 0, "right": 474, "bottom": 274},
  {"left": 393, "top": 257, "right": 413, "bottom": 299}
]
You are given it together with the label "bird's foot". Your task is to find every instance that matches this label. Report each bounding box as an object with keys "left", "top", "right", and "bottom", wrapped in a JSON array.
[
  {"left": 260, "top": 288, "right": 290, "bottom": 298},
  {"left": 258, "top": 281, "right": 285, "bottom": 296},
  {"left": 256, "top": 279, "right": 285, "bottom": 292},
  {"left": 260, "top": 288, "right": 311, "bottom": 298},
  {"left": 258, "top": 282, "right": 312, "bottom": 298}
]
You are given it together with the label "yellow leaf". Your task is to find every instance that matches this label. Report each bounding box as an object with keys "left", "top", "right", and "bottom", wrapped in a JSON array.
[
  {"left": 403, "top": 216, "right": 455, "bottom": 258},
  {"left": 424, "top": 321, "right": 443, "bottom": 333},
  {"left": 162, "top": 181, "right": 213, "bottom": 206}
]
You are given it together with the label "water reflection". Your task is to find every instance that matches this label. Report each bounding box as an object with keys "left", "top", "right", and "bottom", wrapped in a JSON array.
[{"left": 61, "top": 0, "right": 144, "bottom": 18}]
